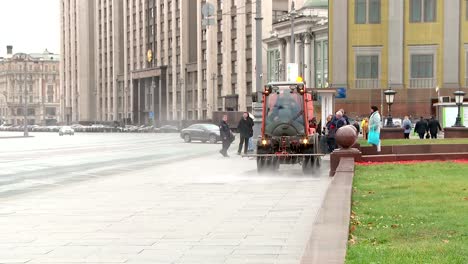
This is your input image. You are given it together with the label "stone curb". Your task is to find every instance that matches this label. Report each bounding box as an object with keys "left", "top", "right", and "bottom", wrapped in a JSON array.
[
  {"left": 301, "top": 157, "right": 355, "bottom": 264},
  {"left": 0, "top": 136, "right": 34, "bottom": 139}
]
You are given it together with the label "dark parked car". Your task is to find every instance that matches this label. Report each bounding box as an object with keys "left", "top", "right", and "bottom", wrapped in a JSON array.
[
  {"left": 180, "top": 124, "right": 221, "bottom": 144},
  {"left": 159, "top": 125, "right": 179, "bottom": 133}
]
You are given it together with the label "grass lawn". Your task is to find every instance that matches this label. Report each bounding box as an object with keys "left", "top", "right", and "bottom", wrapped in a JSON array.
[
  {"left": 358, "top": 138, "right": 468, "bottom": 146},
  {"left": 346, "top": 162, "right": 468, "bottom": 264}
]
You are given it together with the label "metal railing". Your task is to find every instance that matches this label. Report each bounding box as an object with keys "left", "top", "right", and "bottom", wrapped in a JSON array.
[
  {"left": 409, "top": 78, "right": 436, "bottom": 88},
  {"left": 355, "top": 79, "right": 379, "bottom": 89}
]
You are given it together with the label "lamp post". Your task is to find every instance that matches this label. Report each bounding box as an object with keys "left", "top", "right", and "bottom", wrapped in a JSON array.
[
  {"left": 179, "top": 78, "right": 184, "bottom": 123},
  {"left": 210, "top": 73, "right": 217, "bottom": 113},
  {"left": 383, "top": 88, "right": 396, "bottom": 127},
  {"left": 453, "top": 90, "right": 465, "bottom": 127}
]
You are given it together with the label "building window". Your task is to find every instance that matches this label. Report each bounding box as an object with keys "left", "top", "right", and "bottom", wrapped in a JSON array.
[
  {"left": 267, "top": 49, "right": 280, "bottom": 82},
  {"left": 232, "top": 61, "right": 237, "bottom": 74},
  {"left": 46, "top": 107, "right": 56, "bottom": 116},
  {"left": 409, "top": 45, "right": 437, "bottom": 88},
  {"left": 315, "top": 40, "right": 329, "bottom": 88},
  {"left": 410, "top": 0, "right": 436, "bottom": 23},
  {"left": 353, "top": 46, "right": 382, "bottom": 89},
  {"left": 232, "top": 38, "right": 237, "bottom": 50},
  {"left": 356, "top": 56, "right": 379, "bottom": 78},
  {"left": 231, "top": 16, "right": 237, "bottom": 29},
  {"left": 355, "top": 0, "right": 380, "bottom": 24},
  {"left": 202, "top": 88, "right": 207, "bottom": 101}
]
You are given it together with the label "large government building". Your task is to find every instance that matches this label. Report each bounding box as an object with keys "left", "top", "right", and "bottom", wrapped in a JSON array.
[
  {"left": 329, "top": 0, "right": 468, "bottom": 119},
  {"left": 61, "top": 0, "right": 312, "bottom": 125},
  {"left": 0, "top": 46, "right": 61, "bottom": 126}
]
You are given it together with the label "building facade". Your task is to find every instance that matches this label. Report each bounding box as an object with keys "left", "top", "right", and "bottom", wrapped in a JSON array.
[
  {"left": 60, "top": 0, "right": 96, "bottom": 124},
  {"left": 61, "top": 0, "right": 289, "bottom": 125},
  {"left": 330, "top": 0, "right": 468, "bottom": 119},
  {"left": 265, "top": 0, "right": 328, "bottom": 88},
  {"left": 0, "top": 46, "right": 61, "bottom": 125}
]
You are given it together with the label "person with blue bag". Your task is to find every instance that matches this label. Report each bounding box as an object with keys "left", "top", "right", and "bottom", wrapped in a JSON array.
[{"left": 368, "top": 106, "right": 381, "bottom": 152}]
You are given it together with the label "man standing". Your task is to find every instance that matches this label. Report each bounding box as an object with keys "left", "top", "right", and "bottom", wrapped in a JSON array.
[
  {"left": 237, "top": 112, "right": 254, "bottom": 155},
  {"left": 414, "top": 116, "right": 428, "bottom": 139},
  {"left": 427, "top": 115, "right": 443, "bottom": 139},
  {"left": 219, "top": 115, "right": 232, "bottom": 157}
]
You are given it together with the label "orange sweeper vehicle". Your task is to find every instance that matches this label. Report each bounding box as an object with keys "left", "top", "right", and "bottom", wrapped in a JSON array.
[{"left": 249, "top": 81, "right": 323, "bottom": 174}]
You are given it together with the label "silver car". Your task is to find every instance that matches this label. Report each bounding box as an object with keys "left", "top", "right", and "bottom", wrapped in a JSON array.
[{"left": 59, "top": 126, "right": 75, "bottom": 136}]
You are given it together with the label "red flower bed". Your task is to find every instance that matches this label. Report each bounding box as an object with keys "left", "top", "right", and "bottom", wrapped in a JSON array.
[{"left": 356, "top": 159, "right": 468, "bottom": 166}]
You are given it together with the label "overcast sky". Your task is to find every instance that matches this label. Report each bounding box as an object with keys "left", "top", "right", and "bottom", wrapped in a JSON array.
[{"left": 0, "top": 0, "right": 60, "bottom": 57}]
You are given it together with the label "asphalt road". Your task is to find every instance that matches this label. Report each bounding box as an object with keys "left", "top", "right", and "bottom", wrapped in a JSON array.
[{"left": 0, "top": 132, "right": 225, "bottom": 197}]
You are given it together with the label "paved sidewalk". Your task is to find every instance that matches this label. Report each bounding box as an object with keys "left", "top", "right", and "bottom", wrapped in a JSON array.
[{"left": 0, "top": 152, "right": 331, "bottom": 264}]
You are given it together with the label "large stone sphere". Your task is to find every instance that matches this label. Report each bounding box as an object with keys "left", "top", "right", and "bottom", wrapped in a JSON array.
[{"left": 335, "top": 125, "right": 358, "bottom": 149}]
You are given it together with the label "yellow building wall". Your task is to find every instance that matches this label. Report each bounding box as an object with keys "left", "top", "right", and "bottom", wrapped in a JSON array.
[
  {"left": 347, "top": 0, "right": 389, "bottom": 89},
  {"left": 461, "top": 0, "right": 468, "bottom": 87},
  {"left": 403, "top": 0, "right": 444, "bottom": 88},
  {"left": 328, "top": 0, "right": 334, "bottom": 85}
]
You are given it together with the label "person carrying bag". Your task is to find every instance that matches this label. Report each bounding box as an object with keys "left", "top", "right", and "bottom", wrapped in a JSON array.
[{"left": 367, "top": 106, "right": 381, "bottom": 152}]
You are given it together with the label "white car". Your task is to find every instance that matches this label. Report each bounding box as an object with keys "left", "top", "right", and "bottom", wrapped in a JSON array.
[{"left": 59, "top": 126, "right": 75, "bottom": 136}]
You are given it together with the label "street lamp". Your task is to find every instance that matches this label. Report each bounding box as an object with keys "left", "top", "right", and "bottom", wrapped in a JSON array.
[
  {"left": 210, "top": 73, "right": 217, "bottom": 113},
  {"left": 453, "top": 90, "right": 465, "bottom": 127},
  {"left": 383, "top": 88, "right": 396, "bottom": 127}
]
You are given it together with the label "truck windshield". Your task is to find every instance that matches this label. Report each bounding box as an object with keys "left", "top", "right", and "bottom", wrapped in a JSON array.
[{"left": 265, "top": 88, "right": 305, "bottom": 136}]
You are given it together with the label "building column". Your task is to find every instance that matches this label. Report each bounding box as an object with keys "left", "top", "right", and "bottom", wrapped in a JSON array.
[
  {"left": 304, "top": 35, "right": 312, "bottom": 86},
  {"left": 280, "top": 39, "right": 286, "bottom": 80},
  {"left": 388, "top": 0, "right": 404, "bottom": 88},
  {"left": 295, "top": 38, "right": 301, "bottom": 75},
  {"left": 137, "top": 80, "right": 141, "bottom": 124},
  {"left": 332, "top": 0, "right": 348, "bottom": 88},
  {"left": 285, "top": 38, "right": 291, "bottom": 77},
  {"left": 443, "top": 0, "right": 460, "bottom": 88}
]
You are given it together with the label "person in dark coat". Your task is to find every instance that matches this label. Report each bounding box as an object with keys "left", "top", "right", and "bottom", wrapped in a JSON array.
[
  {"left": 414, "top": 116, "right": 428, "bottom": 139},
  {"left": 339, "top": 109, "right": 350, "bottom": 125},
  {"left": 237, "top": 112, "right": 254, "bottom": 155},
  {"left": 427, "top": 116, "right": 443, "bottom": 139},
  {"left": 327, "top": 111, "right": 347, "bottom": 151},
  {"left": 219, "top": 115, "right": 232, "bottom": 157}
]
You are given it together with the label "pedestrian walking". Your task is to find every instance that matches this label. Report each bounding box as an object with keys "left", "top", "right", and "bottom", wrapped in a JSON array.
[
  {"left": 414, "top": 116, "right": 428, "bottom": 139},
  {"left": 237, "top": 112, "right": 254, "bottom": 155},
  {"left": 427, "top": 115, "right": 443, "bottom": 139},
  {"left": 402, "top": 116, "right": 412, "bottom": 139},
  {"left": 361, "top": 117, "right": 369, "bottom": 139},
  {"left": 219, "top": 115, "right": 233, "bottom": 157},
  {"left": 368, "top": 106, "right": 381, "bottom": 152}
]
